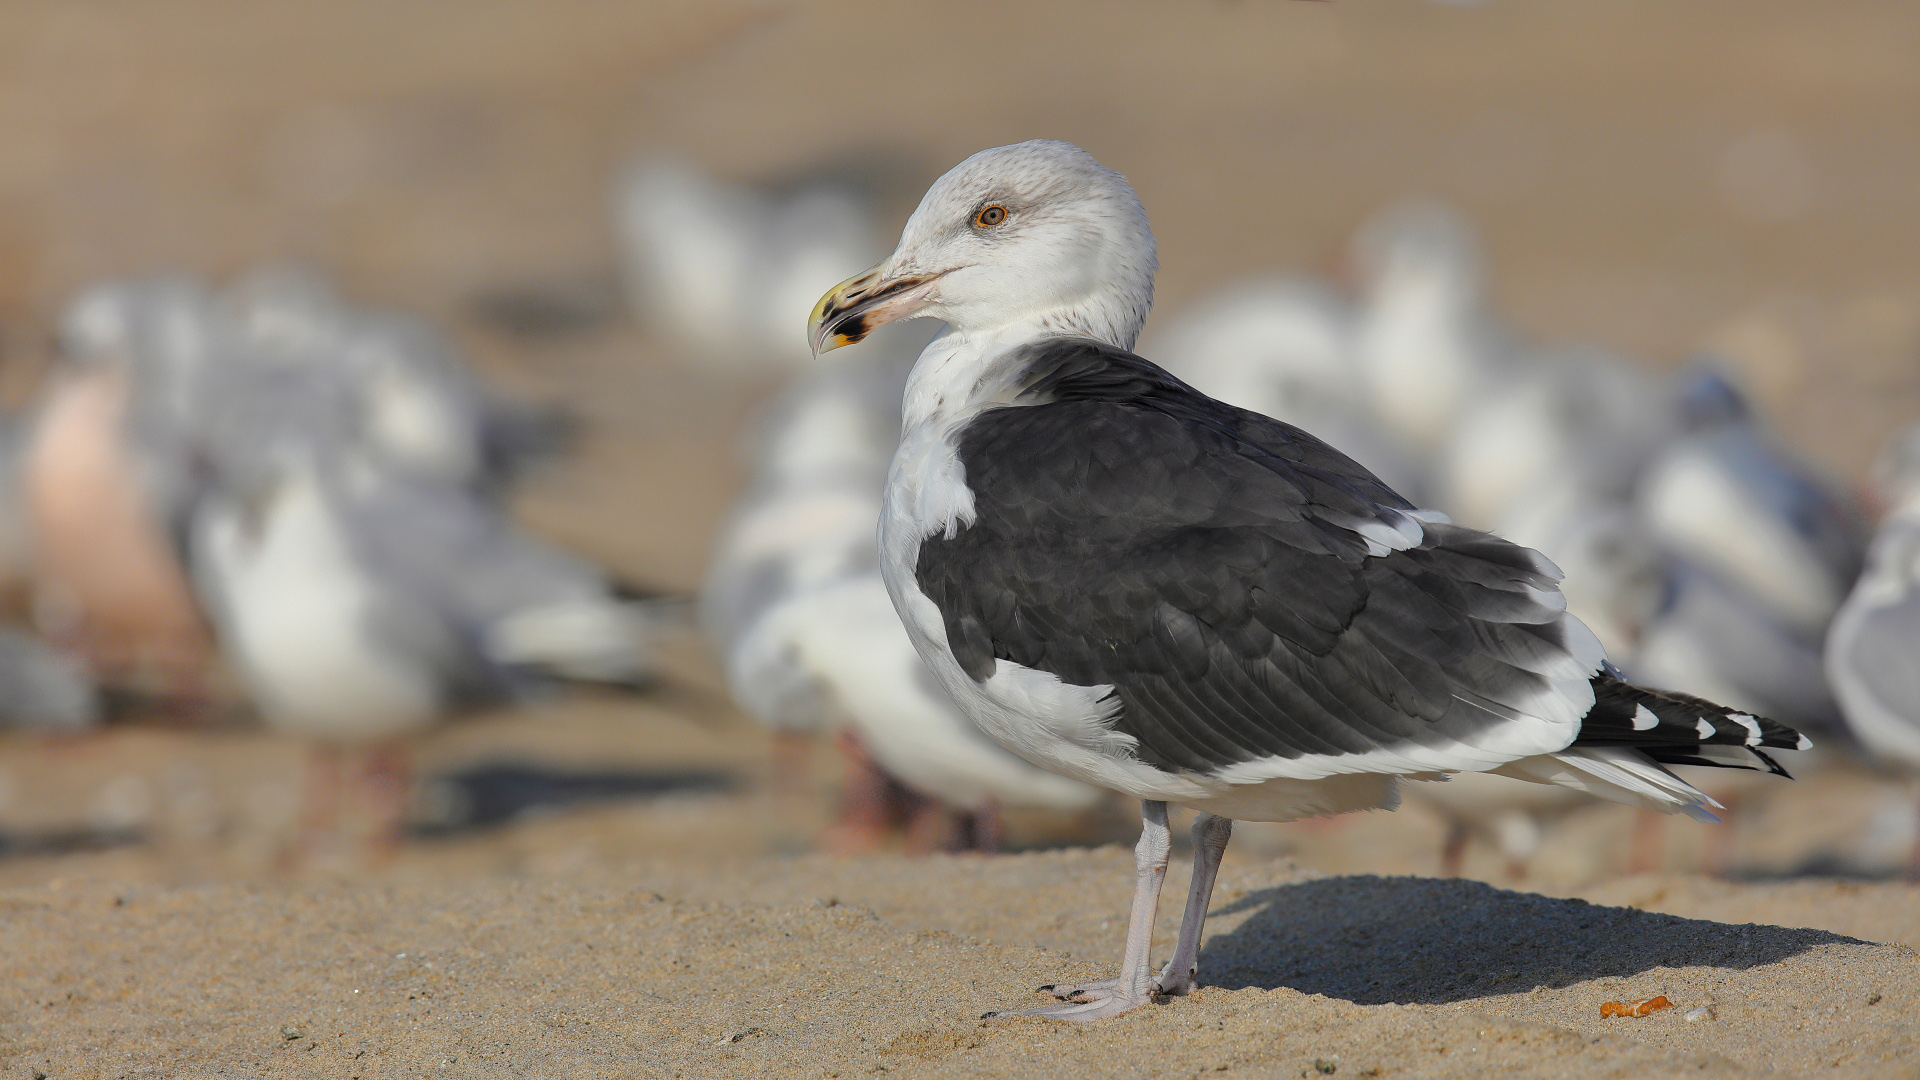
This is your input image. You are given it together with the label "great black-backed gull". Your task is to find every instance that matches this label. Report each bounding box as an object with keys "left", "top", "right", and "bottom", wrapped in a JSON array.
[{"left": 810, "top": 140, "right": 1810, "bottom": 1020}]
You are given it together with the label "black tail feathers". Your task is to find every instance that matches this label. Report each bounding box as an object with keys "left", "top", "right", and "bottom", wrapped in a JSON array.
[{"left": 1575, "top": 676, "right": 1811, "bottom": 778}]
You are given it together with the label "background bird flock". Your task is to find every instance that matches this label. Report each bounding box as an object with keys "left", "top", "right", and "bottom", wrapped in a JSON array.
[
  {"left": 0, "top": 151, "right": 1914, "bottom": 881},
  {"left": 0, "top": 148, "right": 1907, "bottom": 883}
]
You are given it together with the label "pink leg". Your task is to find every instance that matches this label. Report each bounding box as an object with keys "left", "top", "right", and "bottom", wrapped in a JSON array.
[
  {"left": 1701, "top": 792, "right": 1741, "bottom": 877},
  {"left": 1908, "top": 797, "right": 1920, "bottom": 885},
  {"left": 955, "top": 799, "right": 1004, "bottom": 854},
  {"left": 768, "top": 730, "right": 816, "bottom": 797},
  {"left": 821, "top": 729, "right": 893, "bottom": 854},
  {"left": 990, "top": 800, "right": 1171, "bottom": 1021},
  {"left": 1626, "top": 809, "right": 1665, "bottom": 874},
  {"left": 899, "top": 795, "right": 951, "bottom": 855},
  {"left": 1155, "top": 813, "right": 1233, "bottom": 997},
  {"left": 1439, "top": 821, "right": 1468, "bottom": 878},
  {"left": 283, "top": 743, "right": 344, "bottom": 871},
  {"left": 359, "top": 741, "right": 414, "bottom": 865}
]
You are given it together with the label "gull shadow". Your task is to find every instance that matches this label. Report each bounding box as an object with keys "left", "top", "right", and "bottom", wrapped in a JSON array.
[
  {"left": 1198, "top": 875, "right": 1868, "bottom": 1005},
  {"left": 411, "top": 762, "right": 735, "bottom": 837},
  {"left": 0, "top": 826, "right": 145, "bottom": 860},
  {"left": 1725, "top": 854, "right": 1909, "bottom": 883}
]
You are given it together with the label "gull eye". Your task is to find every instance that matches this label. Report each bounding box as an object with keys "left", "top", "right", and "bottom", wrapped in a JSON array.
[{"left": 974, "top": 204, "right": 1008, "bottom": 228}]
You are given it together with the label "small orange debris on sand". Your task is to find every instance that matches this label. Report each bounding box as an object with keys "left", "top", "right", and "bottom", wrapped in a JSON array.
[{"left": 1600, "top": 996, "right": 1674, "bottom": 1018}]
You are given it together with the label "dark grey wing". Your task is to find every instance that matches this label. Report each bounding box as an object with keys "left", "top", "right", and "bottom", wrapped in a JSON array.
[{"left": 915, "top": 339, "right": 1602, "bottom": 776}]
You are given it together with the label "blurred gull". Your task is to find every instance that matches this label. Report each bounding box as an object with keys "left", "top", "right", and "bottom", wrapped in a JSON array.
[
  {"left": 41, "top": 269, "right": 650, "bottom": 859},
  {"left": 225, "top": 267, "right": 573, "bottom": 493},
  {"left": 703, "top": 331, "right": 1099, "bottom": 850},
  {"left": 1443, "top": 345, "right": 1674, "bottom": 532},
  {"left": 616, "top": 157, "right": 883, "bottom": 374},
  {"left": 26, "top": 278, "right": 225, "bottom": 702},
  {"left": 1638, "top": 365, "right": 1866, "bottom": 637},
  {"left": 1497, "top": 485, "right": 1668, "bottom": 661},
  {"left": 190, "top": 441, "right": 656, "bottom": 864},
  {"left": 1146, "top": 277, "right": 1424, "bottom": 500},
  {"left": 1826, "top": 424, "right": 1920, "bottom": 876},
  {"left": 1352, "top": 201, "right": 1505, "bottom": 454},
  {"left": 1631, "top": 558, "right": 1838, "bottom": 729}
]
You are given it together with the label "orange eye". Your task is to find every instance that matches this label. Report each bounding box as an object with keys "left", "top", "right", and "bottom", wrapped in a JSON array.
[{"left": 975, "top": 204, "right": 1008, "bottom": 228}]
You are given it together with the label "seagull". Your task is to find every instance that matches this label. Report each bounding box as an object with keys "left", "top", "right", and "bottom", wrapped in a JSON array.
[
  {"left": 1350, "top": 201, "right": 1504, "bottom": 455},
  {"left": 703, "top": 339, "right": 1099, "bottom": 850},
  {"left": 189, "top": 441, "right": 657, "bottom": 863},
  {"left": 1826, "top": 424, "right": 1920, "bottom": 877},
  {"left": 1638, "top": 365, "right": 1866, "bottom": 637},
  {"left": 809, "top": 140, "right": 1810, "bottom": 1021},
  {"left": 617, "top": 157, "right": 882, "bottom": 374},
  {"left": 1439, "top": 345, "right": 1672, "bottom": 533},
  {"left": 225, "top": 267, "right": 573, "bottom": 494},
  {"left": 24, "top": 320, "right": 218, "bottom": 704}
]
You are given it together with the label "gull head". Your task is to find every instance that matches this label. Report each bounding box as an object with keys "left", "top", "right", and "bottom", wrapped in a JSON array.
[{"left": 810, "top": 140, "right": 1156, "bottom": 354}]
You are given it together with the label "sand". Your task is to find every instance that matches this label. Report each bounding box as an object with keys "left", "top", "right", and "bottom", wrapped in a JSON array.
[
  {"left": 4, "top": 853, "right": 1918, "bottom": 1078},
  {"left": 3, "top": 2, "right": 1920, "bottom": 1077}
]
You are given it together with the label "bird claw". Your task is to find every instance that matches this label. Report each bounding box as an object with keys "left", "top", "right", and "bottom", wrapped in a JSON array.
[
  {"left": 1037, "top": 977, "right": 1119, "bottom": 1001},
  {"left": 1152, "top": 962, "right": 1199, "bottom": 998},
  {"left": 984, "top": 974, "right": 1161, "bottom": 1021},
  {"left": 987, "top": 983, "right": 1155, "bottom": 1022}
]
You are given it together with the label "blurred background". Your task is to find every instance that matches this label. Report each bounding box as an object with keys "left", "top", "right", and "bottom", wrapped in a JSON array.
[{"left": 0, "top": 0, "right": 1917, "bottom": 892}]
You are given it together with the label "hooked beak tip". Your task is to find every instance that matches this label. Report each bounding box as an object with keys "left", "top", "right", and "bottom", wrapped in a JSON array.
[{"left": 807, "top": 265, "right": 936, "bottom": 355}]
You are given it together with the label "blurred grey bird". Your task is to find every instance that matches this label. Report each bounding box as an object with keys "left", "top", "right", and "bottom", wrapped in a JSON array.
[
  {"left": 224, "top": 267, "right": 574, "bottom": 494},
  {"left": 1826, "top": 424, "right": 1920, "bottom": 875},
  {"left": 616, "top": 157, "right": 884, "bottom": 374},
  {"left": 1638, "top": 364, "right": 1866, "bottom": 637},
  {"left": 28, "top": 277, "right": 225, "bottom": 701},
  {"left": 0, "top": 414, "right": 37, "bottom": 599},
  {"left": 1443, "top": 345, "right": 1675, "bottom": 533},
  {"left": 0, "top": 626, "right": 99, "bottom": 733},
  {"left": 189, "top": 440, "right": 656, "bottom": 864},
  {"left": 1631, "top": 558, "right": 1839, "bottom": 730}
]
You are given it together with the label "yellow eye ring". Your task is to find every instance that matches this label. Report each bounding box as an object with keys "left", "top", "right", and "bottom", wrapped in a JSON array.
[{"left": 975, "top": 204, "right": 1008, "bottom": 228}]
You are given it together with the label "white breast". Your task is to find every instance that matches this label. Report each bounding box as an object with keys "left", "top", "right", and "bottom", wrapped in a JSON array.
[{"left": 197, "top": 477, "right": 440, "bottom": 742}]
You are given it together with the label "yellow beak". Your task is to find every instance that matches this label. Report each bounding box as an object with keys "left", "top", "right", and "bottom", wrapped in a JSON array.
[{"left": 807, "top": 265, "right": 941, "bottom": 355}]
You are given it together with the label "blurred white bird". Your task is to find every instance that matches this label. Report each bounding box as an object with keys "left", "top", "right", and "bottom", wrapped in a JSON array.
[
  {"left": 1826, "top": 424, "right": 1920, "bottom": 877},
  {"left": 1146, "top": 277, "right": 1424, "bottom": 500},
  {"left": 190, "top": 440, "right": 656, "bottom": 865},
  {"left": 1638, "top": 365, "right": 1865, "bottom": 637},
  {"left": 1351, "top": 201, "right": 1505, "bottom": 454},
  {"left": 703, "top": 330, "right": 1101, "bottom": 850},
  {"left": 1443, "top": 345, "right": 1674, "bottom": 532},
  {"left": 616, "top": 157, "right": 883, "bottom": 374}
]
